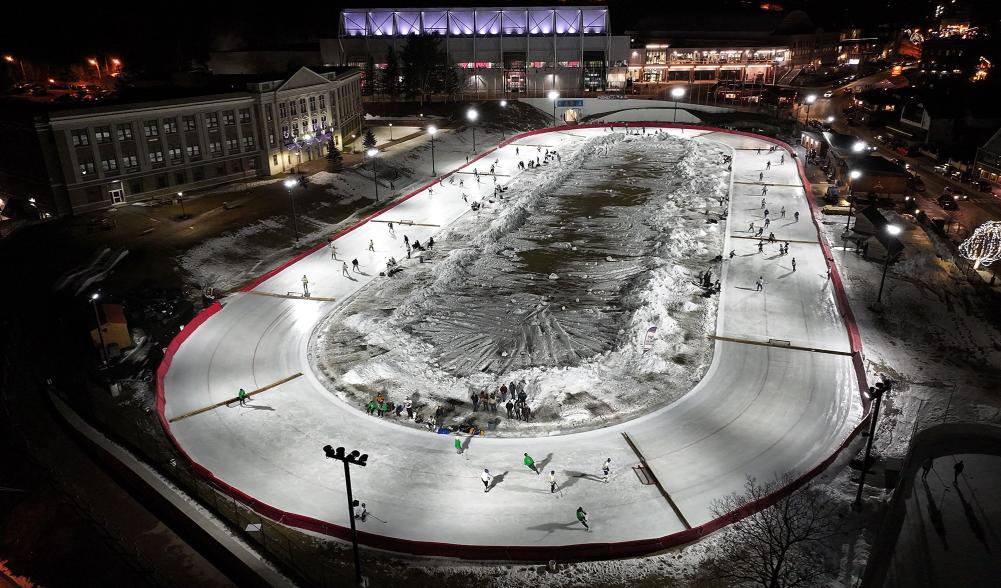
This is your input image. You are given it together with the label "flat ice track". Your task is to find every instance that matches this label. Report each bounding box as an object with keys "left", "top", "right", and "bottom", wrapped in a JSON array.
[{"left": 159, "top": 125, "right": 866, "bottom": 560}]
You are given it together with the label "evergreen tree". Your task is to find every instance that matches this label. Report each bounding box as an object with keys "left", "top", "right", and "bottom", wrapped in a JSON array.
[
  {"left": 326, "top": 141, "right": 343, "bottom": 172},
  {"left": 443, "top": 61, "right": 461, "bottom": 102},
  {"left": 383, "top": 47, "right": 400, "bottom": 99},
  {"left": 362, "top": 129, "right": 377, "bottom": 150},
  {"left": 401, "top": 34, "right": 444, "bottom": 104},
  {"left": 363, "top": 56, "right": 376, "bottom": 96}
]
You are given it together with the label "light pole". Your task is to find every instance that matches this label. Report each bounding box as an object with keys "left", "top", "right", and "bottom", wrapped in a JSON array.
[
  {"left": 177, "top": 191, "right": 187, "bottom": 219},
  {"left": 803, "top": 93, "right": 817, "bottom": 127},
  {"left": 88, "top": 58, "right": 102, "bottom": 81},
  {"left": 466, "top": 107, "right": 478, "bottom": 152},
  {"left": 499, "top": 100, "right": 507, "bottom": 139},
  {"left": 670, "top": 87, "right": 686, "bottom": 123},
  {"left": 388, "top": 123, "right": 393, "bottom": 142},
  {"left": 284, "top": 178, "right": 300, "bottom": 243},
  {"left": 323, "top": 445, "right": 369, "bottom": 586},
  {"left": 547, "top": 90, "right": 560, "bottom": 126},
  {"left": 876, "top": 224, "right": 902, "bottom": 303},
  {"left": 111, "top": 58, "right": 121, "bottom": 75},
  {"left": 90, "top": 292, "right": 108, "bottom": 366},
  {"left": 427, "top": 125, "right": 437, "bottom": 176},
  {"left": 367, "top": 147, "right": 379, "bottom": 201},
  {"left": 844, "top": 170, "right": 861, "bottom": 235},
  {"left": 853, "top": 382, "right": 888, "bottom": 510},
  {"left": 4, "top": 54, "right": 26, "bottom": 83}
]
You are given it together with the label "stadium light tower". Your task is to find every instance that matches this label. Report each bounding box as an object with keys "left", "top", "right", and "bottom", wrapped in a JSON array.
[{"left": 323, "top": 445, "right": 369, "bottom": 585}]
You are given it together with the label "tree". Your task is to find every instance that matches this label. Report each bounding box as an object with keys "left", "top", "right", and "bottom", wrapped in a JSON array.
[
  {"left": 383, "top": 47, "right": 400, "bottom": 99},
  {"left": 705, "top": 475, "right": 841, "bottom": 588},
  {"left": 959, "top": 220, "right": 1001, "bottom": 269},
  {"left": 442, "top": 61, "right": 461, "bottom": 102},
  {"left": 363, "top": 55, "right": 376, "bottom": 96},
  {"left": 362, "top": 129, "right": 377, "bottom": 150},
  {"left": 326, "top": 141, "right": 343, "bottom": 172},
  {"left": 401, "top": 34, "right": 444, "bottom": 105}
]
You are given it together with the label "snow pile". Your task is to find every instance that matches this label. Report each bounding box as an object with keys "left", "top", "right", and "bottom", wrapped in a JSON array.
[{"left": 313, "top": 132, "right": 731, "bottom": 434}]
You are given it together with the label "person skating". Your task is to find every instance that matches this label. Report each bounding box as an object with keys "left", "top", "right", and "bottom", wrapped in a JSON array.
[
  {"left": 524, "top": 453, "right": 540, "bottom": 475},
  {"left": 758, "top": 172, "right": 764, "bottom": 182},
  {"left": 758, "top": 240, "right": 764, "bottom": 254},
  {"left": 455, "top": 436, "right": 463, "bottom": 455},
  {"left": 953, "top": 460, "right": 964, "bottom": 485},
  {"left": 768, "top": 232, "right": 775, "bottom": 243},
  {"left": 238, "top": 387, "right": 248, "bottom": 406},
  {"left": 755, "top": 276, "right": 764, "bottom": 292},
  {"left": 550, "top": 470, "right": 559, "bottom": 494},
  {"left": 761, "top": 185, "right": 768, "bottom": 195},
  {"left": 471, "top": 391, "right": 480, "bottom": 412},
  {"left": 602, "top": 458, "right": 611, "bottom": 483},
  {"left": 353, "top": 501, "right": 367, "bottom": 522},
  {"left": 387, "top": 221, "right": 394, "bottom": 235},
  {"left": 791, "top": 257, "right": 797, "bottom": 272},
  {"left": 428, "top": 237, "right": 435, "bottom": 249},
  {"left": 780, "top": 154, "right": 785, "bottom": 165},
  {"left": 766, "top": 160, "right": 771, "bottom": 170},
  {"left": 405, "top": 397, "right": 413, "bottom": 419},
  {"left": 780, "top": 206, "right": 786, "bottom": 218},
  {"left": 729, "top": 249, "right": 735, "bottom": 260},
  {"left": 506, "top": 400, "right": 514, "bottom": 418},
  {"left": 330, "top": 242, "right": 338, "bottom": 259},
  {"left": 301, "top": 275, "right": 310, "bottom": 297},
  {"left": 342, "top": 261, "right": 350, "bottom": 277},
  {"left": 352, "top": 258, "right": 360, "bottom": 272},
  {"left": 784, "top": 241, "right": 790, "bottom": 255},
  {"left": 403, "top": 235, "right": 409, "bottom": 248},
  {"left": 482, "top": 469, "right": 493, "bottom": 492},
  {"left": 368, "top": 239, "right": 375, "bottom": 252},
  {"left": 761, "top": 198, "right": 766, "bottom": 209},
  {"left": 576, "top": 507, "right": 590, "bottom": 531},
  {"left": 763, "top": 218, "right": 770, "bottom": 229},
  {"left": 748, "top": 221, "right": 755, "bottom": 233},
  {"left": 794, "top": 211, "right": 800, "bottom": 222}
]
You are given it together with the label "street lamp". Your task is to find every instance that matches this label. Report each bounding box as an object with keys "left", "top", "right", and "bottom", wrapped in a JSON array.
[
  {"left": 853, "top": 382, "right": 889, "bottom": 510},
  {"left": 88, "top": 58, "right": 102, "bottom": 80},
  {"left": 284, "top": 178, "right": 300, "bottom": 243},
  {"left": 177, "top": 191, "right": 187, "bottom": 219},
  {"left": 852, "top": 141, "right": 867, "bottom": 153},
  {"left": 467, "top": 107, "right": 479, "bottom": 152},
  {"left": 427, "top": 125, "right": 438, "bottom": 176},
  {"left": 845, "top": 170, "right": 861, "bottom": 234},
  {"left": 876, "top": 224, "right": 902, "bottom": 303},
  {"left": 367, "top": 147, "right": 380, "bottom": 201},
  {"left": 323, "top": 445, "right": 369, "bottom": 586},
  {"left": 670, "top": 87, "right": 686, "bottom": 123},
  {"left": 4, "top": 54, "right": 26, "bottom": 83},
  {"left": 803, "top": 93, "right": 817, "bottom": 125},
  {"left": 90, "top": 292, "right": 108, "bottom": 366},
  {"left": 388, "top": 123, "right": 393, "bottom": 142},
  {"left": 499, "top": 100, "right": 507, "bottom": 139},
  {"left": 547, "top": 90, "right": 560, "bottom": 126}
]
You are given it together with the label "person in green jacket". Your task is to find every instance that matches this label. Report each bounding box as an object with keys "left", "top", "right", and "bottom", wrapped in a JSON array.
[
  {"left": 378, "top": 401, "right": 388, "bottom": 417},
  {"left": 238, "top": 388, "right": 248, "bottom": 406},
  {"left": 576, "top": 506, "right": 590, "bottom": 531},
  {"left": 366, "top": 399, "right": 377, "bottom": 415},
  {"left": 454, "top": 436, "right": 463, "bottom": 455},
  {"left": 523, "top": 452, "right": 539, "bottom": 475}
]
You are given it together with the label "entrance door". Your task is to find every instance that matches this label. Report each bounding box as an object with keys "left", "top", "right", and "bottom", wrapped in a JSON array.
[{"left": 109, "top": 188, "right": 125, "bottom": 205}]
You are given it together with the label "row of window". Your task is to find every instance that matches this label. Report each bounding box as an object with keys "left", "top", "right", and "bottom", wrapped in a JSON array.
[
  {"left": 84, "top": 158, "right": 260, "bottom": 204},
  {"left": 70, "top": 109, "right": 254, "bottom": 147},
  {"left": 278, "top": 94, "right": 327, "bottom": 119},
  {"left": 78, "top": 136, "right": 256, "bottom": 178}
]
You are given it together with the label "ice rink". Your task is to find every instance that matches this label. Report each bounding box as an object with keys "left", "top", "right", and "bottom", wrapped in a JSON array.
[{"left": 158, "top": 125, "right": 866, "bottom": 559}]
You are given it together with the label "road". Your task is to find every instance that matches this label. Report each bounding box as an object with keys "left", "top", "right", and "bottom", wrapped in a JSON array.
[{"left": 158, "top": 125, "right": 864, "bottom": 559}]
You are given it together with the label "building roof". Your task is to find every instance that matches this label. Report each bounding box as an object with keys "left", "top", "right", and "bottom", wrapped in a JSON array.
[
  {"left": 856, "top": 207, "right": 904, "bottom": 254},
  {"left": 982, "top": 127, "right": 1001, "bottom": 155},
  {"left": 842, "top": 155, "right": 910, "bottom": 176}
]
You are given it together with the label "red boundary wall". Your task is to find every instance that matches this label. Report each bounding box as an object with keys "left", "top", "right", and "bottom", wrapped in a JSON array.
[{"left": 155, "top": 123, "right": 872, "bottom": 561}]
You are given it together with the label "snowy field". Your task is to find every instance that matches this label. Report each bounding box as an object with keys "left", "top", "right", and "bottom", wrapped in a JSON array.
[{"left": 312, "top": 132, "right": 731, "bottom": 434}]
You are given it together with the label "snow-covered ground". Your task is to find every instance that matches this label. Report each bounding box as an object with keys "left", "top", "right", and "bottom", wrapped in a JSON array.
[{"left": 312, "top": 132, "right": 730, "bottom": 433}]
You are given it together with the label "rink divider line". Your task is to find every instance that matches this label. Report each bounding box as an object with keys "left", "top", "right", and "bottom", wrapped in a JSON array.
[
  {"left": 169, "top": 372, "right": 304, "bottom": 423},
  {"left": 733, "top": 181, "right": 803, "bottom": 187},
  {"left": 245, "top": 291, "right": 337, "bottom": 302},
  {"left": 710, "top": 335, "right": 853, "bottom": 357},
  {"left": 370, "top": 219, "right": 441, "bottom": 227},
  {"left": 154, "top": 122, "right": 873, "bottom": 561},
  {"left": 621, "top": 432, "right": 692, "bottom": 530},
  {"left": 729, "top": 235, "right": 820, "bottom": 244}
]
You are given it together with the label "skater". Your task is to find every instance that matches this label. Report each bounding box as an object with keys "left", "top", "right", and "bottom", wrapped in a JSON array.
[
  {"left": 756, "top": 147, "right": 761, "bottom": 155},
  {"left": 550, "top": 471, "right": 558, "bottom": 494},
  {"left": 329, "top": 242, "right": 338, "bottom": 259},
  {"left": 405, "top": 397, "right": 414, "bottom": 419},
  {"left": 766, "top": 160, "right": 771, "bottom": 170},
  {"left": 791, "top": 257, "right": 797, "bottom": 272},
  {"left": 784, "top": 241, "right": 790, "bottom": 254},
  {"left": 761, "top": 198, "right": 766, "bottom": 209},
  {"left": 780, "top": 206, "right": 786, "bottom": 218},
  {"left": 342, "top": 261, "right": 350, "bottom": 277},
  {"left": 388, "top": 221, "right": 394, "bottom": 235},
  {"left": 755, "top": 276, "right": 764, "bottom": 292},
  {"left": 762, "top": 185, "right": 768, "bottom": 195},
  {"left": 759, "top": 171, "right": 764, "bottom": 182},
  {"left": 729, "top": 249, "right": 735, "bottom": 260},
  {"left": 368, "top": 239, "right": 375, "bottom": 252},
  {"left": 428, "top": 187, "right": 433, "bottom": 197},
  {"left": 353, "top": 502, "right": 367, "bottom": 521},
  {"left": 524, "top": 452, "right": 540, "bottom": 475},
  {"left": 455, "top": 436, "right": 463, "bottom": 455},
  {"left": 459, "top": 178, "right": 465, "bottom": 188},
  {"left": 780, "top": 154, "right": 785, "bottom": 165},
  {"left": 757, "top": 240, "right": 764, "bottom": 253},
  {"left": 748, "top": 221, "right": 755, "bottom": 233},
  {"left": 921, "top": 458, "right": 933, "bottom": 480},
  {"left": 301, "top": 275, "right": 310, "bottom": 297},
  {"left": 764, "top": 218, "right": 771, "bottom": 229},
  {"left": 576, "top": 507, "right": 590, "bottom": 531},
  {"left": 403, "top": 234, "right": 409, "bottom": 247},
  {"left": 768, "top": 232, "right": 775, "bottom": 243},
  {"left": 953, "top": 460, "right": 964, "bottom": 485},
  {"left": 482, "top": 469, "right": 493, "bottom": 492},
  {"left": 352, "top": 258, "right": 360, "bottom": 272},
  {"left": 428, "top": 237, "right": 435, "bottom": 249},
  {"left": 238, "top": 387, "right": 248, "bottom": 406},
  {"left": 471, "top": 391, "right": 480, "bottom": 412},
  {"left": 602, "top": 458, "right": 611, "bottom": 483},
  {"left": 763, "top": 208, "right": 769, "bottom": 218},
  {"left": 506, "top": 400, "right": 514, "bottom": 418},
  {"left": 794, "top": 211, "right": 800, "bottom": 222}
]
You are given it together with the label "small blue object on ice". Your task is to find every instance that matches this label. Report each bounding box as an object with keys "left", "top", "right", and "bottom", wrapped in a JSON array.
[{"left": 437, "top": 427, "right": 451, "bottom": 435}]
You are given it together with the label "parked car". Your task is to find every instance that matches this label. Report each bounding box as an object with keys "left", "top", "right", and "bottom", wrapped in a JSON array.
[
  {"left": 933, "top": 164, "right": 950, "bottom": 175},
  {"left": 975, "top": 180, "right": 994, "bottom": 192},
  {"left": 823, "top": 90, "right": 834, "bottom": 98},
  {"left": 937, "top": 194, "right": 959, "bottom": 210},
  {"left": 908, "top": 176, "right": 926, "bottom": 192}
]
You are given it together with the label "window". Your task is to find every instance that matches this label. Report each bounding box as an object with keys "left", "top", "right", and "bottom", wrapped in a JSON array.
[
  {"left": 149, "top": 150, "right": 164, "bottom": 163},
  {"left": 226, "top": 138, "right": 239, "bottom": 151},
  {"left": 290, "top": 100, "right": 297, "bottom": 116},
  {"left": 241, "top": 136, "right": 255, "bottom": 149},
  {"left": 265, "top": 104, "right": 273, "bottom": 121},
  {"left": 320, "top": 115, "right": 327, "bottom": 128},
  {"left": 299, "top": 98, "right": 306, "bottom": 114},
  {"left": 143, "top": 120, "right": 159, "bottom": 137},
  {"left": 309, "top": 96, "right": 316, "bottom": 112},
  {"left": 122, "top": 154, "right": 138, "bottom": 168},
  {"left": 168, "top": 146, "right": 183, "bottom": 161},
  {"left": 79, "top": 161, "right": 96, "bottom": 175},
  {"left": 101, "top": 158, "right": 118, "bottom": 172},
  {"left": 279, "top": 103, "right": 287, "bottom": 118},
  {"left": 162, "top": 118, "right": 177, "bottom": 134},
  {"left": 183, "top": 116, "right": 197, "bottom": 132},
  {"left": 239, "top": 108, "right": 251, "bottom": 123},
  {"left": 273, "top": 154, "right": 279, "bottom": 166},
  {"left": 209, "top": 141, "right": 222, "bottom": 155},
  {"left": 311, "top": 117, "right": 318, "bottom": 130},
  {"left": 223, "top": 111, "right": 236, "bottom": 126},
  {"left": 268, "top": 132, "right": 276, "bottom": 146},
  {"left": 130, "top": 180, "right": 143, "bottom": 194},
  {"left": 94, "top": 126, "right": 112, "bottom": 143},
  {"left": 318, "top": 94, "right": 325, "bottom": 109},
  {"left": 186, "top": 145, "right": 201, "bottom": 158},
  {"left": 292, "top": 122, "right": 299, "bottom": 136},
  {"left": 117, "top": 124, "right": 134, "bottom": 141},
  {"left": 205, "top": 113, "right": 218, "bottom": 130},
  {"left": 248, "top": 157, "right": 256, "bottom": 170},
  {"left": 281, "top": 124, "right": 289, "bottom": 138},
  {"left": 71, "top": 129, "right": 90, "bottom": 147}
]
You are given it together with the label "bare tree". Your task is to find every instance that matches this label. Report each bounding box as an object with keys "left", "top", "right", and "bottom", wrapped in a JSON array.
[{"left": 706, "top": 475, "right": 841, "bottom": 588}]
